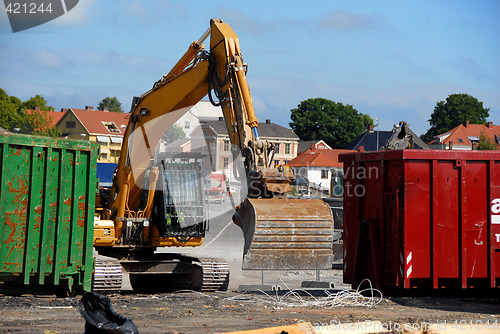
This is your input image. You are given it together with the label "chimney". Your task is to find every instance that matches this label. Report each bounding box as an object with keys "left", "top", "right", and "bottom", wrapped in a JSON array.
[
  {"left": 449, "top": 141, "right": 453, "bottom": 150},
  {"left": 60, "top": 108, "right": 67, "bottom": 112},
  {"left": 35, "top": 106, "right": 41, "bottom": 111},
  {"left": 266, "top": 119, "right": 271, "bottom": 124},
  {"left": 488, "top": 121, "right": 493, "bottom": 128},
  {"left": 465, "top": 120, "right": 470, "bottom": 128},
  {"left": 369, "top": 125, "right": 374, "bottom": 133},
  {"left": 103, "top": 107, "right": 109, "bottom": 111},
  {"left": 358, "top": 146, "right": 365, "bottom": 152},
  {"left": 85, "top": 106, "right": 94, "bottom": 110},
  {"left": 310, "top": 143, "right": 316, "bottom": 152}
]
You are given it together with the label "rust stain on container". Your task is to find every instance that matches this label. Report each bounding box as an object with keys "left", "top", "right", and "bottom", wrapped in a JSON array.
[
  {"left": 34, "top": 206, "right": 42, "bottom": 230},
  {"left": 11, "top": 147, "right": 22, "bottom": 156},
  {"left": 34, "top": 216, "right": 41, "bottom": 230},
  {"left": 77, "top": 201, "right": 86, "bottom": 227},
  {"left": 8, "top": 177, "right": 28, "bottom": 198}
]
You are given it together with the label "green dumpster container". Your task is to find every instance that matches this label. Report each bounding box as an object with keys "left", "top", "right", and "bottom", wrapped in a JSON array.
[{"left": 0, "top": 133, "right": 98, "bottom": 296}]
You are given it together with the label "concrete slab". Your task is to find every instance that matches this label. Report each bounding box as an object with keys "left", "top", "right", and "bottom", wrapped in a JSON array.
[{"left": 301, "top": 280, "right": 335, "bottom": 289}]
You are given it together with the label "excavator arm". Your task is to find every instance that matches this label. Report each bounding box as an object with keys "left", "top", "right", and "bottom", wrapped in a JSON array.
[{"left": 102, "top": 19, "right": 334, "bottom": 271}]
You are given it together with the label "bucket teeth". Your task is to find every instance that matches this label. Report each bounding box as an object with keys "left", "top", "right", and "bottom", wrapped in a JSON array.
[{"left": 234, "top": 198, "right": 335, "bottom": 270}]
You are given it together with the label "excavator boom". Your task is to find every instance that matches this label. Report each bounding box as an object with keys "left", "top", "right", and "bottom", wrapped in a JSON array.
[{"left": 100, "top": 19, "right": 334, "bottom": 273}]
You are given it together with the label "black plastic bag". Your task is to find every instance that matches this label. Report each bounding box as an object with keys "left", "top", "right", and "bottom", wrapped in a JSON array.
[{"left": 78, "top": 291, "right": 139, "bottom": 334}]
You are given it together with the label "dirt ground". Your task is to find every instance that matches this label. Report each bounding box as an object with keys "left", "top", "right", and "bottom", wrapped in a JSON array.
[{"left": 0, "top": 289, "right": 499, "bottom": 334}]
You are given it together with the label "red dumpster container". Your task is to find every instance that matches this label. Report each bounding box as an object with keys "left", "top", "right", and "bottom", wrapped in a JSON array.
[{"left": 339, "top": 149, "right": 500, "bottom": 291}]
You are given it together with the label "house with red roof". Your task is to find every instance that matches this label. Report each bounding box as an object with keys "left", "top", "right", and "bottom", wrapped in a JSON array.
[
  {"left": 288, "top": 141, "right": 355, "bottom": 192},
  {"left": 26, "top": 107, "right": 65, "bottom": 127},
  {"left": 56, "top": 106, "right": 129, "bottom": 162},
  {"left": 428, "top": 120, "right": 500, "bottom": 150}
]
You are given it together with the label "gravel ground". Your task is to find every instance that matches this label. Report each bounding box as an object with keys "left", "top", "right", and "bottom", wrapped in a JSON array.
[{"left": 0, "top": 290, "right": 499, "bottom": 333}]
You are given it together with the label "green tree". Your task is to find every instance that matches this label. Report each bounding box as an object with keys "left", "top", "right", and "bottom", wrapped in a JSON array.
[
  {"left": 289, "top": 98, "right": 373, "bottom": 148},
  {"left": 421, "top": 94, "right": 490, "bottom": 143},
  {"left": 19, "top": 110, "right": 62, "bottom": 137},
  {"left": 476, "top": 132, "right": 497, "bottom": 150},
  {"left": 0, "top": 89, "right": 60, "bottom": 137},
  {"left": 163, "top": 124, "right": 186, "bottom": 145},
  {"left": 0, "top": 88, "right": 22, "bottom": 130},
  {"left": 20, "top": 94, "right": 54, "bottom": 111},
  {"left": 98, "top": 96, "right": 123, "bottom": 112}
]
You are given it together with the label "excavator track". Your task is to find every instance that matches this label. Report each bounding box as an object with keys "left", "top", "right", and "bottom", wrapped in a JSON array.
[
  {"left": 122, "top": 254, "right": 229, "bottom": 293},
  {"left": 197, "top": 257, "right": 230, "bottom": 292},
  {"left": 92, "top": 258, "right": 123, "bottom": 293}
]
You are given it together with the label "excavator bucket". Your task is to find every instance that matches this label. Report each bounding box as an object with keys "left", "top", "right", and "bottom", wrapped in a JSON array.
[{"left": 233, "top": 198, "right": 334, "bottom": 270}]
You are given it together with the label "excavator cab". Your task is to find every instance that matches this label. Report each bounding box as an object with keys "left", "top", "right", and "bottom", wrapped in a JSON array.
[{"left": 150, "top": 152, "right": 208, "bottom": 241}]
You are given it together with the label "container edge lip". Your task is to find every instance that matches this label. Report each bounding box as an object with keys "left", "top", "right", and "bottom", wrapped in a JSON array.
[
  {"left": 0, "top": 132, "right": 97, "bottom": 151},
  {"left": 338, "top": 149, "right": 500, "bottom": 163}
]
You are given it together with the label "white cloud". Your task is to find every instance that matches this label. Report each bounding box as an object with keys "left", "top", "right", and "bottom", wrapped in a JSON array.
[
  {"left": 317, "top": 10, "right": 387, "bottom": 31},
  {"left": 114, "top": 0, "right": 188, "bottom": 25},
  {"left": 22, "top": 48, "right": 74, "bottom": 69},
  {"left": 215, "top": 7, "right": 303, "bottom": 35},
  {"left": 216, "top": 8, "right": 266, "bottom": 34}
]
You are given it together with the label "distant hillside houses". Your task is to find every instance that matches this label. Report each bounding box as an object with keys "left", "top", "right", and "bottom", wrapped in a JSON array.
[
  {"left": 428, "top": 121, "right": 500, "bottom": 150},
  {"left": 289, "top": 140, "right": 355, "bottom": 192},
  {"left": 190, "top": 118, "right": 299, "bottom": 182}
]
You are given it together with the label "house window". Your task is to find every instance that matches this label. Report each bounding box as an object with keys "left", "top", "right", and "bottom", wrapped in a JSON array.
[
  {"left": 223, "top": 157, "right": 229, "bottom": 169},
  {"left": 100, "top": 153, "right": 108, "bottom": 160},
  {"left": 457, "top": 138, "right": 464, "bottom": 143},
  {"left": 274, "top": 160, "right": 280, "bottom": 166},
  {"left": 102, "top": 121, "right": 121, "bottom": 133},
  {"left": 284, "top": 143, "right": 291, "bottom": 154},
  {"left": 223, "top": 140, "right": 230, "bottom": 151},
  {"left": 184, "top": 121, "right": 190, "bottom": 129},
  {"left": 274, "top": 143, "right": 280, "bottom": 154},
  {"left": 111, "top": 149, "right": 120, "bottom": 159},
  {"left": 66, "top": 121, "right": 76, "bottom": 129},
  {"left": 321, "top": 170, "right": 329, "bottom": 179}
]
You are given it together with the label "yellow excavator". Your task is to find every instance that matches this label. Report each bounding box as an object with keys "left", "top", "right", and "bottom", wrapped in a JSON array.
[{"left": 92, "top": 19, "right": 334, "bottom": 292}]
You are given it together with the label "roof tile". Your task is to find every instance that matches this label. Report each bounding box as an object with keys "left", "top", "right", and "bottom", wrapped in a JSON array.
[
  {"left": 430, "top": 123, "right": 500, "bottom": 147},
  {"left": 63, "top": 108, "right": 129, "bottom": 136},
  {"left": 288, "top": 148, "right": 356, "bottom": 168},
  {"left": 26, "top": 109, "right": 65, "bottom": 127}
]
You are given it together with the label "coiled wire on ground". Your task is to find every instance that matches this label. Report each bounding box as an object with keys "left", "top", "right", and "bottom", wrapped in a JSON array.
[{"left": 169, "top": 279, "right": 382, "bottom": 309}]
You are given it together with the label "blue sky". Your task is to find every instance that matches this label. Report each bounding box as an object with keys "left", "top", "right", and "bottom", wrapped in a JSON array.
[{"left": 1, "top": 0, "right": 499, "bottom": 136}]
